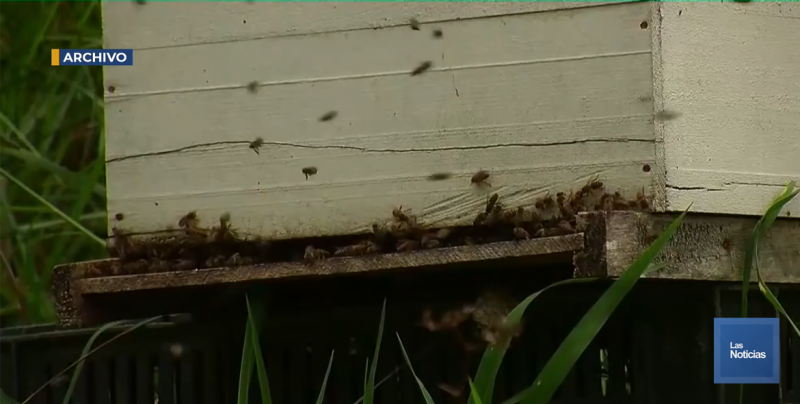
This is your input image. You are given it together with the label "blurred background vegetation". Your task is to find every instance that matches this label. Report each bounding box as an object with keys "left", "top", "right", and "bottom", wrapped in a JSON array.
[{"left": 0, "top": 1, "right": 107, "bottom": 326}]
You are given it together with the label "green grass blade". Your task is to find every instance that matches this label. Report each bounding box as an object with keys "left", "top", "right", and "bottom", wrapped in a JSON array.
[
  {"left": 237, "top": 318, "right": 255, "bottom": 404},
  {"left": 315, "top": 351, "right": 335, "bottom": 404},
  {"left": 245, "top": 294, "right": 272, "bottom": 404},
  {"left": 0, "top": 167, "right": 105, "bottom": 247},
  {"left": 396, "top": 333, "right": 437, "bottom": 404},
  {"left": 469, "top": 277, "right": 600, "bottom": 404},
  {"left": 467, "top": 379, "right": 484, "bottom": 404},
  {"left": 753, "top": 182, "right": 800, "bottom": 337},
  {"left": 519, "top": 208, "right": 689, "bottom": 404},
  {"left": 62, "top": 320, "right": 127, "bottom": 404},
  {"left": 1, "top": 389, "right": 21, "bottom": 404},
  {"left": 22, "top": 316, "right": 162, "bottom": 404},
  {"left": 363, "top": 298, "right": 387, "bottom": 404}
]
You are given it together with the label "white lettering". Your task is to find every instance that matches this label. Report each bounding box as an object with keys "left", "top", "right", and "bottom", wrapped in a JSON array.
[
  {"left": 730, "top": 342, "right": 743, "bottom": 349},
  {"left": 83, "top": 52, "right": 93, "bottom": 62},
  {"left": 116, "top": 53, "right": 127, "bottom": 63},
  {"left": 729, "top": 350, "right": 767, "bottom": 359},
  {"left": 74, "top": 53, "right": 83, "bottom": 62},
  {"left": 63, "top": 53, "right": 73, "bottom": 62}
]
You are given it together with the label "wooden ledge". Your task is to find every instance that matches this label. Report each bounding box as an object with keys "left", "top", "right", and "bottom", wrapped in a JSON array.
[
  {"left": 575, "top": 211, "right": 800, "bottom": 284},
  {"left": 53, "top": 234, "right": 584, "bottom": 327}
]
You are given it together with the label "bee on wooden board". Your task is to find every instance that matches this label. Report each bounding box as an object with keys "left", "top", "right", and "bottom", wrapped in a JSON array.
[
  {"left": 411, "top": 61, "right": 433, "bottom": 76},
  {"left": 249, "top": 137, "right": 264, "bottom": 155},
  {"left": 513, "top": 227, "right": 530, "bottom": 240},
  {"left": 637, "top": 187, "right": 650, "bottom": 210},
  {"left": 246, "top": 81, "right": 259, "bottom": 94},
  {"left": 319, "top": 111, "right": 338, "bottom": 122},
  {"left": 471, "top": 170, "right": 491, "bottom": 187},
  {"left": 302, "top": 166, "right": 318, "bottom": 180},
  {"left": 396, "top": 239, "right": 420, "bottom": 252},
  {"left": 432, "top": 29, "right": 443, "bottom": 39},
  {"left": 409, "top": 17, "right": 421, "bottom": 30},
  {"left": 485, "top": 193, "right": 498, "bottom": 214},
  {"left": 304, "top": 245, "right": 330, "bottom": 262}
]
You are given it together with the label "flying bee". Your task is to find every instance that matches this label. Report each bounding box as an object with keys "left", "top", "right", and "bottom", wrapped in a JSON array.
[
  {"left": 411, "top": 61, "right": 433, "bottom": 76},
  {"left": 409, "top": 17, "right": 421, "bottom": 30},
  {"left": 427, "top": 172, "right": 452, "bottom": 181},
  {"left": 302, "top": 166, "right": 318, "bottom": 180},
  {"left": 249, "top": 137, "right": 264, "bottom": 155},
  {"left": 513, "top": 227, "right": 530, "bottom": 240},
  {"left": 319, "top": 111, "right": 338, "bottom": 122},
  {"left": 304, "top": 246, "right": 330, "bottom": 262},
  {"left": 471, "top": 170, "right": 491, "bottom": 187},
  {"left": 432, "top": 29, "right": 443, "bottom": 39},
  {"left": 653, "top": 110, "right": 682, "bottom": 121},
  {"left": 485, "top": 193, "right": 498, "bottom": 214},
  {"left": 246, "top": 81, "right": 259, "bottom": 94}
]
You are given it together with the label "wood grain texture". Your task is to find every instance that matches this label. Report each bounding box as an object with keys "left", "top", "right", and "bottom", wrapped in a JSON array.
[
  {"left": 101, "top": 2, "right": 625, "bottom": 49},
  {"left": 52, "top": 235, "right": 583, "bottom": 326},
  {"left": 655, "top": 2, "right": 800, "bottom": 218},
  {"left": 103, "top": 2, "right": 656, "bottom": 240},
  {"left": 577, "top": 211, "right": 800, "bottom": 283}
]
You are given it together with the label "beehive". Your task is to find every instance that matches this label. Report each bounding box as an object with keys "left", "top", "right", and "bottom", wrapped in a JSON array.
[{"left": 102, "top": 1, "right": 800, "bottom": 241}]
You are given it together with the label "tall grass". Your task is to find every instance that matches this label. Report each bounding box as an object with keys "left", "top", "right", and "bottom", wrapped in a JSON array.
[{"left": 0, "top": 1, "right": 107, "bottom": 326}]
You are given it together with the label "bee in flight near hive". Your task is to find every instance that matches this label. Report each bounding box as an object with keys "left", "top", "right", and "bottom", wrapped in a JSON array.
[{"left": 249, "top": 137, "right": 265, "bottom": 155}]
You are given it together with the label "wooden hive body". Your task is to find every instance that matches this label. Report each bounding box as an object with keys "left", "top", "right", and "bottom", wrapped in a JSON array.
[{"left": 102, "top": 1, "right": 799, "bottom": 242}]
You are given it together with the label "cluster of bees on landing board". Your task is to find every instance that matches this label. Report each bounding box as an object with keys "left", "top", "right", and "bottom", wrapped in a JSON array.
[{"left": 101, "top": 174, "right": 650, "bottom": 278}]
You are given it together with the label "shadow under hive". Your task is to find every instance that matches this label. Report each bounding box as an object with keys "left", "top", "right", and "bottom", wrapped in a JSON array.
[{"left": 2, "top": 281, "right": 798, "bottom": 404}]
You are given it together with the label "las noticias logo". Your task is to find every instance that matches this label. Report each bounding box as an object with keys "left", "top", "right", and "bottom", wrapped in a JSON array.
[
  {"left": 51, "top": 49, "right": 133, "bottom": 66},
  {"left": 714, "top": 317, "right": 781, "bottom": 384}
]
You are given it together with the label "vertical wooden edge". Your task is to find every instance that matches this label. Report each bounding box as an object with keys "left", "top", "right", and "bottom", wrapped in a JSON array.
[
  {"left": 649, "top": 1, "right": 668, "bottom": 213},
  {"left": 574, "top": 211, "right": 609, "bottom": 278}
]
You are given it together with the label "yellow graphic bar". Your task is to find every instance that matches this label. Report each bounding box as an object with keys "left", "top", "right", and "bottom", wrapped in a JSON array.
[{"left": 51, "top": 49, "right": 60, "bottom": 66}]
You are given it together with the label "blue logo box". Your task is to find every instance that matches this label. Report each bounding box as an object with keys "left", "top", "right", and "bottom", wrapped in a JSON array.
[
  {"left": 714, "top": 317, "right": 780, "bottom": 384},
  {"left": 52, "top": 49, "right": 133, "bottom": 66}
]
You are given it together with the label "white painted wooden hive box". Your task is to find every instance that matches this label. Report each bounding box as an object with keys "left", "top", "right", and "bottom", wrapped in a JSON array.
[{"left": 102, "top": 1, "right": 800, "bottom": 241}]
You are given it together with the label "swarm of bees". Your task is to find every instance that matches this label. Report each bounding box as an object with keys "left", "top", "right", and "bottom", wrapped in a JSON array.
[
  {"left": 420, "top": 289, "right": 523, "bottom": 398},
  {"left": 95, "top": 176, "right": 650, "bottom": 278}
]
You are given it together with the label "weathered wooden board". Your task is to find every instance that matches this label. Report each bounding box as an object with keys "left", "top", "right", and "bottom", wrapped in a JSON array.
[
  {"left": 653, "top": 2, "right": 800, "bottom": 218},
  {"left": 102, "top": 2, "right": 655, "bottom": 240},
  {"left": 52, "top": 235, "right": 584, "bottom": 326},
  {"left": 575, "top": 211, "right": 800, "bottom": 283}
]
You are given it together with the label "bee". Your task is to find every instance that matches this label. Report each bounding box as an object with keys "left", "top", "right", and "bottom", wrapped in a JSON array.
[
  {"left": 486, "top": 205, "right": 503, "bottom": 227},
  {"left": 542, "top": 194, "right": 555, "bottom": 209},
  {"left": 304, "top": 246, "right": 330, "bottom": 262},
  {"left": 302, "top": 166, "right": 318, "bottom": 180},
  {"left": 556, "top": 220, "right": 575, "bottom": 234},
  {"left": 432, "top": 29, "right": 443, "bottom": 39},
  {"left": 319, "top": 111, "right": 338, "bottom": 122},
  {"left": 205, "top": 254, "right": 227, "bottom": 268},
  {"left": 591, "top": 180, "right": 604, "bottom": 190},
  {"left": 421, "top": 238, "right": 441, "bottom": 249},
  {"left": 392, "top": 206, "right": 410, "bottom": 222},
  {"left": 246, "top": 81, "right": 259, "bottom": 94},
  {"left": 115, "top": 213, "right": 124, "bottom": 221},
  {"left": 569, "top": 190, "right": 584, "bottom": 211},
  {"left": 173, "top": 259, "right": 197, "bottom": 271},
  {"left": 485, "top": 193, "right": 498, "bottom": 214},
  {"left": 249, "top": 137, "right": 265, "bottom": 155},
  {"left": 372, "top": 223, "right": 389, "bottom": 242},
  {"left": 560, "top": 200, "right": 575, "bottom": 221},
  {"left": 122, "top": 259, "right": 149, "bottom": 275},
  {"left": 396, "top": 239, "right": 420, "bottom": 252},
  {"left": 581, "top": 175, "right": 599, "bottom": 194},
  {"left": 226, "top": 253, "right": 253, "bottom": 267},
  {"left": 110, "top": 227, "right": 133, "bottom": 260},
  {"left": 472, "top": 212, "right": 486, "bottom": 226},
  {"left": 334, "top": 241, "right": 373, "bottom": 257},
  {"left": 471, "top": 290, "right": 523, "bottom": 346},
  {"left": 147, "top": 259, "right": 172, "bottom": 273},
  {"left": 653, "top": 110, "right": 682, "bottom": 121},
  {"left": 409, "top": 17, "right": 421, "bottom": 30},
  {"left": 436, "top": 228, "right": 453, "bottom": 240},
  {"left": 637, "top": 187, "right": 650, "bottom": 210},
  {"left": 601, "top": 193, "right": 615, "bottom": 211},
  {"left": 534, "top": 197, "right": 545, "bottom": 210},
  {"left": 427, "top": 172, "right": 451, "bottom": 181},
  {"left": 513, "top": 227, "right": 530, "bottom": 240},
  {"left": 209, "top": 213, "right": 235, "bottom": 242},
  {"left": 471, "top": 170, "right": 491, "bottom": 186},
  {"left": 411, "top": 61, "right": 433, "bottom": 76}
]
